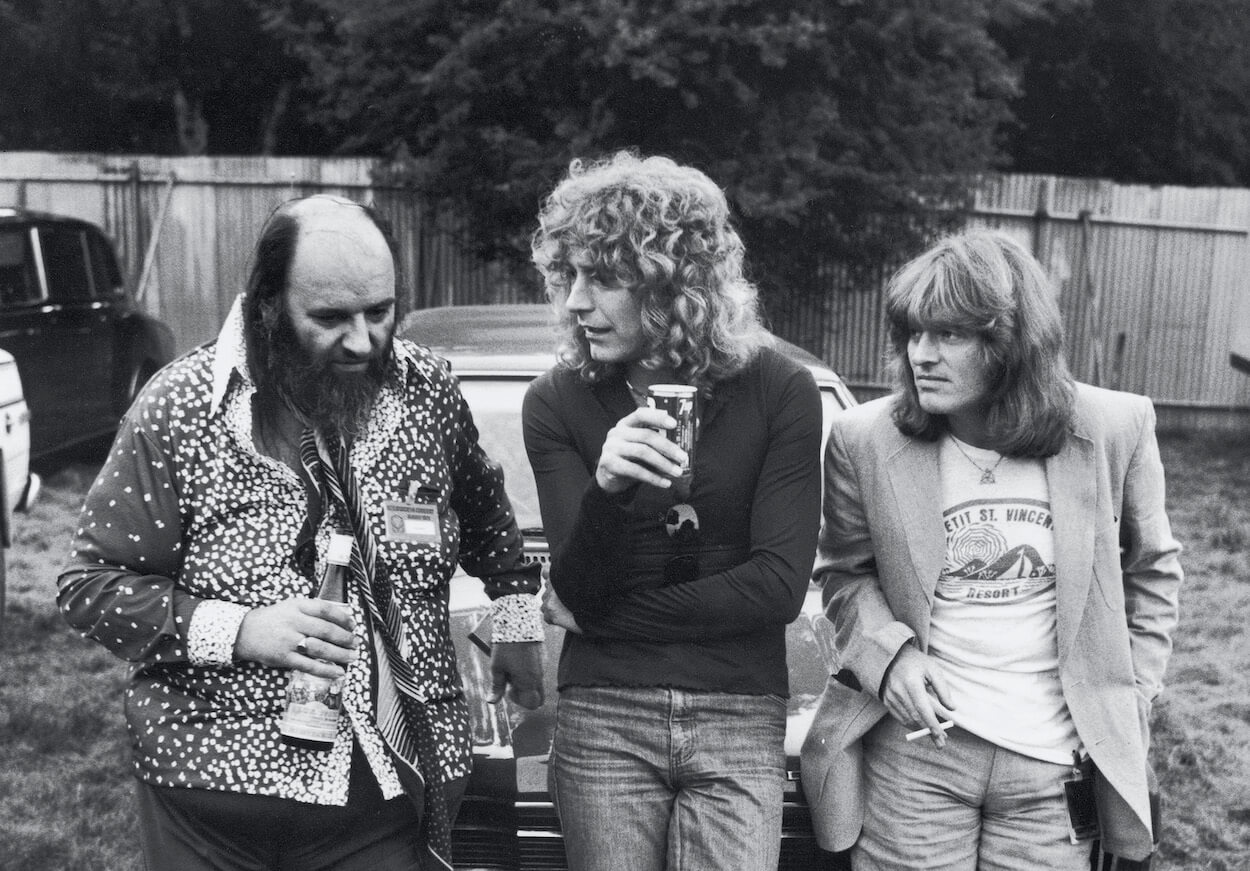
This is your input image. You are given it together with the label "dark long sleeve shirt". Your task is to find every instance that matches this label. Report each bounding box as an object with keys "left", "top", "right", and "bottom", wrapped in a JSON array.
[{"left": 522, "top": 345, "right": 822, "bottom": 696}]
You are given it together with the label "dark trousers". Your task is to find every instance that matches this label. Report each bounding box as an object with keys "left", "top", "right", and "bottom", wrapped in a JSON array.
[{"left": 135, "top": 749, "right": 468, "bottom": 871}]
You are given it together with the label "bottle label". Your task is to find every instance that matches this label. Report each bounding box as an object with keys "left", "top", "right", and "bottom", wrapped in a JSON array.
[{"left": 279, "top": 671, "right": 343, "bottom": 744}]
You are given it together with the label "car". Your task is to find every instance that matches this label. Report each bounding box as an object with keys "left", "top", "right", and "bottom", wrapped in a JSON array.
[
  {"left": 0, "top": 345, "right": 38, "bottom": 637},
  {"left": 400, "top": 304, "right": 858, "bottom": 871},
  {"left": 0, "top": 208, "right": 176, "bottom": 462}
]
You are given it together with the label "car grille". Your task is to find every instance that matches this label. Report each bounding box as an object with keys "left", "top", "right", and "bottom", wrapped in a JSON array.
[
  {"left": 522, "top": 537, "right": 550, "bottom": 566},
  {"left": 453, "top": 824, "right": 517, "bottom": 871},
  {"left": 516, "top": 799, "right": 566, "bottom": 870}
]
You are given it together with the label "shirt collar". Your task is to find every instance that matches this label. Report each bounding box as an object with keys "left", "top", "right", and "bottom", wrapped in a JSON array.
[
  {"left": 209, "top": 295, "right": 250, "bottom": 411},
  {"left": 208, "top": 294, "right": 423, "bottom": 412}
]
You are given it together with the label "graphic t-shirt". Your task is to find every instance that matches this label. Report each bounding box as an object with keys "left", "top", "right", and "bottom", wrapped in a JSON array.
[{"left": 927, "top": 435, "right": 1079, "bottom": 765}]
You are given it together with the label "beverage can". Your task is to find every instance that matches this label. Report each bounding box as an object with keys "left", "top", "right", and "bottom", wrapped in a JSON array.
[{"left": 646, "top": 384, "right": 698, "bottom": 477}]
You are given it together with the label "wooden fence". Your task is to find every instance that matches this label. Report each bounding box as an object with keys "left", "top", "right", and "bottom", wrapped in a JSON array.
[
  {"left": 767, "top": 173, "right": 1250, "bottom": 429},
  {"left": 2, "top": 152, "right": 1248, "bottom": 428},
  {"left": 0, "top": 152, "right": 531, "bottom": 357}
]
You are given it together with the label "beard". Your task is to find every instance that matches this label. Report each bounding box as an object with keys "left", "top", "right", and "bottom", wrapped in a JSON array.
[{"left": 258, "top": 308, "right": 393, "bottom": 437}]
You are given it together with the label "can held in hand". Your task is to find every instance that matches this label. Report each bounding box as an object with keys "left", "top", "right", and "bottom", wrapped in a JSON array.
[{"left": 646, "top": 384, "right": 698, "bottom": 483}]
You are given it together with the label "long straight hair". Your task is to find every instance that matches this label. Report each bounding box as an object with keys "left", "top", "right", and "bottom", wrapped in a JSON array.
[{"left": 886, "top": 230, "right": 1075, "bottom": 457}]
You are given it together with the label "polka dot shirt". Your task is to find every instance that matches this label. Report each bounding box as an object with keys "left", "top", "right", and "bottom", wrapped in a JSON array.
[{"left": 57, "top": 300, "right": 543, "bottom": 805}]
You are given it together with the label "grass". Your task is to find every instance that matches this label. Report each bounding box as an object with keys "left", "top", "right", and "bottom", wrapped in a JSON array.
[
  {"left": 1147, "top": 430, "right": 1250, "bottom": 870},
  {"left": 0, "top": 461, "right": 139, "bottom": 871},
  {"left": 1, "top": 431, "right": 1248, "bottom": 869}
]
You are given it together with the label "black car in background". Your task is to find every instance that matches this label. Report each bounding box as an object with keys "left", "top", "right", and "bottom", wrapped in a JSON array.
[
  {"left": 0, "top": 208, "right": 175, "bottom": 461},
  {"left": 401, "top": 304, "right": 857, "bottom": 871}
]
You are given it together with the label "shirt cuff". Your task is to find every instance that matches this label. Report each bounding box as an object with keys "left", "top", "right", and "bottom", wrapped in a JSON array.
[
  {"left": 490, "top": 593, "right": 544, "bottom": 643},
  {"left": 187, "top": 600, "right": 251, "bottom": 667}
]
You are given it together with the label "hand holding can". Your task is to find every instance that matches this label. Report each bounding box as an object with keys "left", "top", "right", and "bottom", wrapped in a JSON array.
[{"left": 646, "top": 385, "right": 697, "bottom": 490}]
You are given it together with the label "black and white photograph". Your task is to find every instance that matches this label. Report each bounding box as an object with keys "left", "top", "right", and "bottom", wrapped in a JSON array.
[{"left": 0, "top": 2, "right": 1247, "bottom": 869}]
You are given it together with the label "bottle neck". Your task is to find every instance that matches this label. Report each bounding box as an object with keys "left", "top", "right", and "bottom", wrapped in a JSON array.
[{"left": 317, "top": 561, "right": 349, "bottom": 602}]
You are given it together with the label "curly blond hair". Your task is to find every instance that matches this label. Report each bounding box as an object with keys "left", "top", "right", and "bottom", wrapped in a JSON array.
[{"left": 531, "top": 151, "right": 766, "bottom": 391}]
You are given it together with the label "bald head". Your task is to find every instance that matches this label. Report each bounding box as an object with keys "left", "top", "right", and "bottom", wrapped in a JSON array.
[
  {"left": 246, "top": 195, "right": 400, "bottom": 311},
  {"left": 284, "top": 195, "right": 388, "bottom": 242},
  {"left": 282, "top": 197, "right": 396, "bottom": 321}
]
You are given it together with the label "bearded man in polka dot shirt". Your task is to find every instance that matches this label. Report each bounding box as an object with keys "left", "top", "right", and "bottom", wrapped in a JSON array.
[{"left": 57, "top": 194, "right": 545, "bottom": 871}]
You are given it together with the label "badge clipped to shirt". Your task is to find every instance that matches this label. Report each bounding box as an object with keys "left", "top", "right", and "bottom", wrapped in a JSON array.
[{"left": 383, "top": 483, "right": 442, "bottom": 545}]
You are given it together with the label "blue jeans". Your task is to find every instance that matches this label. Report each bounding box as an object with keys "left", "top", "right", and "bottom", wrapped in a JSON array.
[
  {"left": 855, "top": 717, "right": 1091, "bottom": 871},
  {"left": 549, "top": 685, "right": 787, "bottom": 871}
]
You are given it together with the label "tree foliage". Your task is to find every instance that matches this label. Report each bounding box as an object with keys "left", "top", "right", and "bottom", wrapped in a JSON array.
[
  {"left": 276, "top": 0, "right": 1019, "bottom": 296},
  {"left": 0, "top": 0, "right": 324, "bottom": 155},
  {"left": 14, "top": 0, "right": 1249, "bottom": 300},
  {"left": 998, "top": 0, "right": 1250, "bottom": 186}
]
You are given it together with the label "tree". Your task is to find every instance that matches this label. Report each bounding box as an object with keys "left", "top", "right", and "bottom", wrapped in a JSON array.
[
  {"left": 0, "top": 0, "right": 325, "bottom": 155},
  {"left": 998, "top": 0, "right": 1250, "bottom": 186},
  {"left": 277, "top": 0, "right": 1020, "bottom": 297}
]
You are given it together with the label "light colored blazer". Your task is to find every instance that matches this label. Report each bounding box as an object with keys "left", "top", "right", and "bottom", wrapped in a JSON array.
[{"left": 800, "top": 384, "right": 1183, "bottom": 860}]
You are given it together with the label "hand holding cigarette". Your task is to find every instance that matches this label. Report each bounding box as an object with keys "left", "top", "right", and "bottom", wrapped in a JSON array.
[
  {"left": 905, "top": 720, "right": 955, "bottom": 742},
  {"left": 881, "top": 645, "right": 957, "bottom": 748}
]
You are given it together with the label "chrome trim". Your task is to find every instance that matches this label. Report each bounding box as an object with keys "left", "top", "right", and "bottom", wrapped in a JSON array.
[
  {"left": 452, "top": 370, "right": 549, "bottom": 380},
  {"left": 29, "top": 227, "right": 48, "bottom": 301}
]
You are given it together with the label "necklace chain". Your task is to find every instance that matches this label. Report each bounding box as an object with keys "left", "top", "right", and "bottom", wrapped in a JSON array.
[{"left": 950, "top": 436, "right": 1005, "bottom": 485}]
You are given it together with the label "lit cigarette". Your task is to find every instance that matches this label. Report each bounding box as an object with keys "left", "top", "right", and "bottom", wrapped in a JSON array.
[{"left": 905, "top": 720, "right": 954, "bottom": 742}]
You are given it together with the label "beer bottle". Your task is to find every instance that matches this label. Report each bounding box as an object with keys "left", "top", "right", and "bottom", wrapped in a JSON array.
[{"left": 279, "top": 531, "right": 353, "bottom": 750}]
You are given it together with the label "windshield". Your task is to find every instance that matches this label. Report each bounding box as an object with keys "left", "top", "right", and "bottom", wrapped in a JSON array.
[{"left": 458, "top": 377, "right": 544, "bottom": 531}]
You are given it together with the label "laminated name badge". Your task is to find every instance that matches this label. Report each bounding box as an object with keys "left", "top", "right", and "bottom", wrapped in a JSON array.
[{"left": 382, "top": 500, "right": 441, "bottom": 545}]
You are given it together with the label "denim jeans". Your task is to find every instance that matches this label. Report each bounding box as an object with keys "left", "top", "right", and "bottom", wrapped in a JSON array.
[
  {"left": 549, "top": 685, "right": 787, "bottom": 871},
  {"left": 855, "top": 717, "right": 1091, "bottom": 871}
]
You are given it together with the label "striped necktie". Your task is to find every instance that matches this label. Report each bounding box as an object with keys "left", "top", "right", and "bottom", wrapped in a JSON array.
[{"left": 299, "top": 427, "right": 452, "bottom": 871}]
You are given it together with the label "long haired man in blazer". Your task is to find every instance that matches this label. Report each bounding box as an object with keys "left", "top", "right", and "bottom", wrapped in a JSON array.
[{"left": 801, "top": 230, "right": 1182, "bottom": 870}]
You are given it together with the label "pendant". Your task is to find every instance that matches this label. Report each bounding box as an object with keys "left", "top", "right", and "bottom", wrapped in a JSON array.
[{"left": 979, "top": 469, "right": 996, "bottom": 485}]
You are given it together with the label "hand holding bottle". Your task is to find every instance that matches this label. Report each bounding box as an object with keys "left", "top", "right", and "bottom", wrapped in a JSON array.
[
  {"left": 234, "top": 597, "right": 357, "bottom": 679},
  {"left": 275, "top": 531, "right": 357, "bottom": 750}
]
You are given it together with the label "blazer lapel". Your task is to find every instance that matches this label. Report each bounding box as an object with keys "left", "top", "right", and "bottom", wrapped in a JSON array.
[
  {"left": 886, "top": 438, "right": 945, "bottom": 609},
  {"left": 1046, "top": 431, "right": 1097, "bottom": 665}
]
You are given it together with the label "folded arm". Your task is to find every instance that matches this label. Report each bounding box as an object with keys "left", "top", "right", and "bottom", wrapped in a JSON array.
[{"left": 529, "top": 366, "right": 823, "bottom": 642}]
